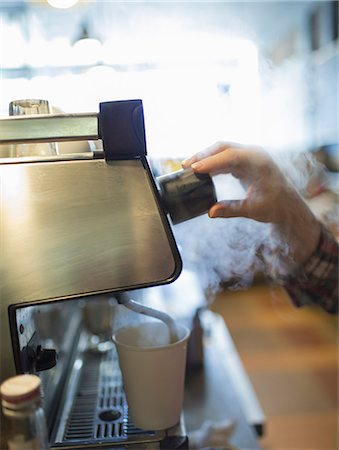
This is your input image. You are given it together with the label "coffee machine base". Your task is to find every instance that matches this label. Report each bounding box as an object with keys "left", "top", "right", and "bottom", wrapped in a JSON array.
[
  {"left": 8, "top": 298, "right": 188, "bottom": 450},
  {"left": 50, "top": 332, "right": 188, "bottom": 450}
]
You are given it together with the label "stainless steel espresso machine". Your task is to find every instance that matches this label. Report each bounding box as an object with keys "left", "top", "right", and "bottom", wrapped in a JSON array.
[{"left": 0, "top": 100, "right": 206, "bottom": 449}]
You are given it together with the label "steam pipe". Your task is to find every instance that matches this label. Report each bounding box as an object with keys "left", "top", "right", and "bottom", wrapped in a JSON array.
[{"left": 115, "top": 292, "right": 179, "bottom": 344}]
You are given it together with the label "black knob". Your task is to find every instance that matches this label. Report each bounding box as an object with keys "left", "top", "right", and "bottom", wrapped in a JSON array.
[{"left": 35, "top": 345, "right": 57, "bottom": 371}]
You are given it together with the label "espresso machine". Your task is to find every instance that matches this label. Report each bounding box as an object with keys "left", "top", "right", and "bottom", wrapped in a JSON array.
[{"left": 0, "top": 100, "right": 216, "bottom": 449}]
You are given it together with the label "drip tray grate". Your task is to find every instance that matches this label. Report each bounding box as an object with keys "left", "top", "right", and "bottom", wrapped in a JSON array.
[{"left": 54, "top": 344, "right": 163, "bottom": 447}]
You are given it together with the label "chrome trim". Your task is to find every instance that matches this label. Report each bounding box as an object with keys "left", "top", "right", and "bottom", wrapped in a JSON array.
[{"left": 0, "top": 113, "right": 99, "bottom": 144}]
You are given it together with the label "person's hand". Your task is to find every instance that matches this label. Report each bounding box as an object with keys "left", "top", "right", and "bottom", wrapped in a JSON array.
[
  {"left": 183, "top": 142, "right": 291, "bottom": 223},
  {"left": 182, "top": 142, "right": 321, "bottom": 266}
]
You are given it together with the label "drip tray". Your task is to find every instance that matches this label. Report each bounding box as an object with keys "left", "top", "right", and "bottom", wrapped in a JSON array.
[{"left": 51, "top": 337, "right": 164, "bottom": 448}]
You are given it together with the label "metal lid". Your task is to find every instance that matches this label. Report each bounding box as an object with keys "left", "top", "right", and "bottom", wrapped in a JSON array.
[
  {"left": 157, "top": 168, "right": 217, "bottom": 224},
  {"left": 1, "top": 375, "right": 41, "bottom": 405}
]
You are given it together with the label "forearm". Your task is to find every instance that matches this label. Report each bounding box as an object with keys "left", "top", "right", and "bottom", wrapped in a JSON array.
[
  {"left": 262, "top": 190, "right": 338, "bottom": 314},
  {"left": 273, "top": 189, "right": 322, "bottom": 268}
]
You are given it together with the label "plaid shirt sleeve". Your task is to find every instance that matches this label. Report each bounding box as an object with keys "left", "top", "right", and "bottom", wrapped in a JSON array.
[{"left": 284, "top": 225, "right": 338, "bottom": 314}]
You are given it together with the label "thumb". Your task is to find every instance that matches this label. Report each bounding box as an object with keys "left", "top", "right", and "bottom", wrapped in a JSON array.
[{"left": 208, "top": 199, "right": 249, "bottom": 219}]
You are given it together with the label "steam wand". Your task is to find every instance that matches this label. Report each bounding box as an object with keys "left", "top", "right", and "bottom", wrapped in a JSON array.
[{"left": 115, "top": 292, "right": 179, "bottom": 344}]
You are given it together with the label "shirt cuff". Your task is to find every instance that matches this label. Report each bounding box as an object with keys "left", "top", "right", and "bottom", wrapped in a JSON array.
[{"left": 283, "top": 224, "right": 338, "bottom": 314}]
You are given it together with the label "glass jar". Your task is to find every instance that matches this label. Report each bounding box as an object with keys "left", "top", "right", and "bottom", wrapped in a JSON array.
[
  {"left": 1, "top": 374, "right": 50, "bottom": 450},
  {"left": 9, "top": 99, "right": 58, "bottom": 157}
]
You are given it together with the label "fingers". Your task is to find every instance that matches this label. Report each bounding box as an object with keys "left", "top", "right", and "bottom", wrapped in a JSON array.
[
  {"left": 181, "top": 141, "right": 235, "bottom": 169},
  {"left": 190, "top": 147, "right": 240, "bottom": 176},
  {"left": 208, "top": 199, "right": 250, "bottom": 219},
  {"left": 183, "top": 143, "right": 272, "bottom": 184}
]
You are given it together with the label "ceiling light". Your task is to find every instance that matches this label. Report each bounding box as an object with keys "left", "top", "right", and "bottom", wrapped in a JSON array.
[{"left": 47, "top": 0, "right": 79, "bottom": 9}]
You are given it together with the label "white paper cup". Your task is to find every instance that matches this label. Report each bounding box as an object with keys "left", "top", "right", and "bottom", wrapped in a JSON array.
[{"left": 113, "top": 321, "right": 190, "bottom": 430}]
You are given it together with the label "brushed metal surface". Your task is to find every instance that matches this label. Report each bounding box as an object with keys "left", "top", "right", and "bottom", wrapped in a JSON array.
[
  {"left": 0, "top": 113, "right": 98, "bottom": 144},
  {"left": 0, "top": 158, "right": 180, "bottom": 306}
]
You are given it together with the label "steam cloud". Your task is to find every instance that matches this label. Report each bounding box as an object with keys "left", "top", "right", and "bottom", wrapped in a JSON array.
[
  {"left": 173, "top": 208, "right": 271, "bottom": 296},
  {"left": 172, "top": 152, "right": 321, "bottom": 300}
]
